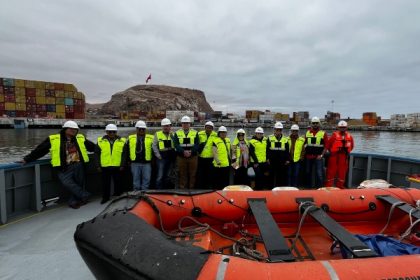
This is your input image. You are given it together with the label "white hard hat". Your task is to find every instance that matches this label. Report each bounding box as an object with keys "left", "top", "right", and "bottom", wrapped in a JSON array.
[
  {"left": 291, "top": 124, "right": 299, "bottom": 130},
  {"left": 255, "top": 127, "right": 264, "bottom": 134},
  {"left": 161, "top": 118, "right": 171, "bottom": 126},
  {"left": 218, "top": 126, "right": 227, "bottom": 132},
  {"left": 63, "top": 120, "right": 79, "bottom": 129},
  {"left": 205, "top": 121, "right": 214, "bottom": 128},
  {"left": 274, "top": 122, "right": 283, "bottom": 129},
  {"left": 181, "top": 116, "right": 191, "bottom": 123},
  {"left": 105, "top": 124, "right": 118, "bottom": 131},
  {"left": 237, "top": 128, "right": 245, "bottom": 134},
  {"left": 338, "top": 120, "right": 348, "bottom": 127},
  {"left": 135, "top": 120, "right": 147, "bottom": 129},
  {"left": 311, "top": 117, "right": 320, "bottom": 123}
]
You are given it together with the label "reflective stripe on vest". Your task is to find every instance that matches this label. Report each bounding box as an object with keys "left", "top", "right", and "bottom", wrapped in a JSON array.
[
  {"left": 97, "top": 136, "right": 126, "bottom": 167},
  {"left": 268, "top": 135, "right": 288, "bottom": 151},
  {"left": 249, "top": 137, "right": 267, "bottom": 163},
  {"left": 289, "top": 137, "right": 305, "bottom": 162},
  {"left": 213, "top": 137, "right": 231, "bottom": 167},
  {"left": 49, "top": 134, "right": 89, "bottom": 167},
  {"left": 155, "top": 131, "right": 174, "bottom": 151},
  {"left": 198, "top": 130, "right": 217, "bottom": 158},
  {"left": 176, "top": 129, "right": 197, "bottom": 148},
  {"left": 305, "top": 130, "right": 325, "bottom": 155},
  {"left": 330, "top": 131, "right": 352, "bottom": 153},
  {"left": 128, "top": 134, "right": 153, "bottom": 161}
]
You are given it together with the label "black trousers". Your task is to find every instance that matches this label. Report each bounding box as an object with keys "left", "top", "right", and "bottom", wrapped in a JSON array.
[
  {"left": 213, "top": 166, "right": 230, "bottom": 190},
  {"left": 253, "top": 163, "right": 268, "bottom": 190},
  {"left": 196, "top": 157, "right": 214, "bottom": 189},
  {"left": 101, "top": 167, "right": 123, "bottom": 200},
  {"left": 234, "top": 166, "right": 250, "bottom": 186},
  {"left": 269, "top": 161, "right": 289, "bottom": 187}
]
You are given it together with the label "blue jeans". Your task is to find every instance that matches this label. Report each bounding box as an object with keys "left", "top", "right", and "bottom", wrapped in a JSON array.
[
  {"left": 288, "top": 161, "right": 301, "bottom": 187},
  {"left": 56, "top": 162, "right": 90, "bottom": 206},
  {"left": 305, "top": 158, "right": 324, "bottom": 188},
  {"left": 131, "top": 162, "right": 151, "bottom": 190},
  {"left": 155, "top": 158, "right": 173, "bottom": 189}
]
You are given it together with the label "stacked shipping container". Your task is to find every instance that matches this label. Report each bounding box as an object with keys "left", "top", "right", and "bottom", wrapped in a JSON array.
[{"left": 0, "top": 77, "right": 85, "bottom": 119}]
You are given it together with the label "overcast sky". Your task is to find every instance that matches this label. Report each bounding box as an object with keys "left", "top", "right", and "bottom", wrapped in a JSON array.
[{"left": 1, "top": 0, "right": 419, "bottom": 118}]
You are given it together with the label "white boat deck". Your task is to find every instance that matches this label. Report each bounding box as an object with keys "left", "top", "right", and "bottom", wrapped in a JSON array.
[{"left": 0, "top": 199, "right": 106, "bottom": 280}]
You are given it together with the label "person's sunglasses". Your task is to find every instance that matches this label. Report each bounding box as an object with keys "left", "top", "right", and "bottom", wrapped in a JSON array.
[{"left": 107, "top": 131, "right": 117, "bottom": 133}]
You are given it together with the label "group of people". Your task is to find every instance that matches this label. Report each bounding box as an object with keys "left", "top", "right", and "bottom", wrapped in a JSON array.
[{"left": 22, "top": 116, "right": 354, "bottom": 209}]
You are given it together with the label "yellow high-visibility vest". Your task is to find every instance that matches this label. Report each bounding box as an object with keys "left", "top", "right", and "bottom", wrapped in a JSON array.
[
  {"left": 128, "top": 134, "right": 154, "bottom": 161},
  {"left": 289, "top": 137, "right": 305, "bottom": 162},
  {"left": 176, "top": 129, "right": 197, "bottom": 149},
  {"left": 213, "top": 137, "right": 231, "bottom": 167},
  {"left": 198, "top": 130, "right": 217, "bottom": 158},
  {"left": 155, "top": 131, "right": 174, "bottom": 151},
  {"left": 268, "top": 135, "right": 288, "bottom": 151},
  {"left": 97, "top": 136, "right": 126, "bottom": 167},
  {"left": 49, "top": 134, "right": 89, "bottom": 167},
  {"left": 249, "top": 137, "right": 267, "bottom": 163}
]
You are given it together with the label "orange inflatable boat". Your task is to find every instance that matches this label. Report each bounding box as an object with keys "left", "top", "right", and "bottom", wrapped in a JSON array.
[{"left": 74, "top": 188, "right": 420, "bottom": 280}]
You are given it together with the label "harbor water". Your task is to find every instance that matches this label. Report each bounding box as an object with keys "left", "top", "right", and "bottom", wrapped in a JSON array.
[{"left": 0, "top": 127, "right": 420, "bottom": 163}]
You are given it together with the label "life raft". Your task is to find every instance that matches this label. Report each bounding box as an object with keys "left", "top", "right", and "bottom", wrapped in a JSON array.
[{"left": 74, "top": 188, "right": 420, "bottom": 280}]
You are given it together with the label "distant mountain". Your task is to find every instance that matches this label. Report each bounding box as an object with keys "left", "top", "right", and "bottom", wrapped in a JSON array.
[{"left": 99, "top": 85, "right": 214, "bottom": 115}]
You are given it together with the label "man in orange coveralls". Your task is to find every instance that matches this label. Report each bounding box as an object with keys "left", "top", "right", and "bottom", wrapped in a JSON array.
[{"left": 325, "top": 120, "right": 354, "bottom": 188}]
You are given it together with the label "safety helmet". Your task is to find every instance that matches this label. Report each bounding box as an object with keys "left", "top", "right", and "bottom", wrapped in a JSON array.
[
  {"left": 63, "top": 120, "right": 79, "bottom": 129},
  {"left": 105, "top": 124, "right": 118, "bottom": 131},
  {"left": 181, "top": 116, "right": 191, "bottom": 123},
  {"left": 204, "top": 121, "right": 214, "bottom": 128},
  {"left": 237, "top": 128, "right": 245, "bottom": 134},
  {"left": 291, "top": 124, "right": 299, "bottom": 130},
  {"left": 311, "top": 117, "right": 320, "bottom": 123},
  {"left": 161, "top": 118, "right": 171, "bottom": 126},
  {"left": 274, "top": 122, "right": 283, "bottom": 129},
  {"left": 218, "top": 126, "right": 227, "bottom": 132},
  {"left": 255, "top": 127, "right": 264, "bottom": 134},
  {"left": 338, "top": 120, "right": 348, "bottom": 127},
  {"left": 135, "top": 120, "right": 147, "bottom": 129}
]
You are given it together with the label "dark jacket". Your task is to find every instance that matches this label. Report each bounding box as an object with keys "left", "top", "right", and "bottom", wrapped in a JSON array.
[
  {"left": 94, "top": 135, "right": 127, "bottom": 168},
  {"left": 173, "top": 130, "right": 199, "bottom": 157},
  {"left": 23, "top": 130, "right": 96, "bottom": 170}
]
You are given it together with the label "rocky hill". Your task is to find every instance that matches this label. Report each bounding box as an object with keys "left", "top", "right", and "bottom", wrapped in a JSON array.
[{"left": 100, "top": 85, "right": 214, "bottom": 115}]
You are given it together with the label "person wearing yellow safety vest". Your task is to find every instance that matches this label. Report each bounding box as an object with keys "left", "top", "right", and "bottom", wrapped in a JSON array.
[
  {"left": 304, "top": 117, "right": 328, "bottom": 188},
  {"left": 249, "top": 127, "right": 269, "bottom": 190},
  {"left": 212, "top": 126, "right": 231, "bottom": 189},
  {"left": 196, "top": 121, "right": 217, "bottom": 189},
  {"left": 22, "top": 120, "right": 95, "bottom": 209},
  {"left": 95, "top": 124, "right": 126, "bottom": 204},
  {"left": 288, "top": 124, "right": 305, "bottom": 187},
  {"left": 125, "top": 120, "right": 154, "bottom": 190},
  {"left": 172, "top": 115, "right": 199, "bottom": 189},
  {"left": 152, "top": 118, "right": 176, "bottom": 189},
  {"left": 231, "top": 128, "right": 250, "bottom": 185},
  {"left": 267, "top": 122, "right": 290, "bottom": 187}
]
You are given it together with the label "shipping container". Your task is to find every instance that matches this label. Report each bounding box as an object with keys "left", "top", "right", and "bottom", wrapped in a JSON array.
[
  {"left": 5, "top": 102, "right": 16, "bottom": 110},
  {"left": 4, "top": 86, "right": 15, "bottom": 94},
  {"left": 0, "top": 94, "right": 4, "bottom": 102},
  {"left": 14, "top": 79, "right": 25, "bottom": 87},
  {"left": 74, "top": 106, "right": 84, "bottom": 114},
  {"left": 16, "top": 111, "right": 27, "bottom": 117},
  {"left": 65, "top": 105, "right": 74, "bottom": 113},
  {"left": 64, "top": 84, "right": 76, "bottom": 91},
  {"left": 56, "top": 105, "right": 65, "bottom": 113},
  {"left": 74, "top": 112, "right": 85, "bottom": 119},
  {"left": 5, "top": 94, "right": 15, "bottom": 103},
  {"left": 45, "top": 82, "right": 55, "bottom": 90},
  {"left": 25, "top": 88, "right": 36, "bottom": 96},
  {"left": 16, "top": 103, "right": 26, "bottom": 111},
  {"left": 65, "top": 112, "right": 74, "bottom": 119},
  {"left": 26, "top": 104, "right": 37, "bottom": 112},
  {"left": 34, "top": 81, "right": 45, "bottom": 89},
  {"left": 47, "top": 104, "right": 56, "bottom": 112},
  {"left": 36, "top": 104, "right": 46, "bottom": 112},
  {"left": 26, "top": 96, "right": 36, "bottom": 104},
  {"left": 54, "top": 83, "right": 64, "bottom": 90},
  {"left": 0, "top": 87, "right": 3, "bottom": 94},
  {"left": 37, "top": 111, "right": 47, "bottom": 117},
  {"left": 64, "top": 91, "right": 74, "bottom": 98},
  {"left": 6, "top": 110, "right": 16, "bottom": 117},
  {"left": 55, "top": 90, "right": 65, "bottom": 98},
  {"left": 25, "top": 80, "right": 35, "bottom": 88},
  {"left": 36, "top": 89, "right": 45, "bottom": 97},
  {"left": 56, "top": 97, "right": 65, "bottom": 105},
  {"left": 47, "top": 112, "right": 57, "bottom": 118},
  {"left": 45, "top": 89, "right": 55, "bottom": 97},
  {"left": 0, "top": 102, "right": 4, "bottom": 110},
  {"left": 3, "top": 78, "right": 15, "bottom": 87},
  {"left": 64, "top": 98, "right": 74, "bottom": 106},
  {"left": 15, "top": 87, "right": 26, "bottom": 96},
  {"left": 15, "top": 96, "right": 26, "bottom": 103},
  {"left": 56, "top": 112, "right": 65, "bottom": 118},
  {"left": 36, "top": 96, "right": 46, "bottom": 104},
  {"left": 45, "top": 97, "right": 55, "bottom": 104}
]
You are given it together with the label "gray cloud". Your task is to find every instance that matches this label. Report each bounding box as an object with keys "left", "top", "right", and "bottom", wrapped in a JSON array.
[{"left": 1, "top": 0, "right": 419, "bottom": 118}]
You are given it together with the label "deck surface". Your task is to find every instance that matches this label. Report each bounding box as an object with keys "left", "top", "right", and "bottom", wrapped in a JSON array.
[{"left": 0, "top": 199, "right": 106, "bottom": 280}]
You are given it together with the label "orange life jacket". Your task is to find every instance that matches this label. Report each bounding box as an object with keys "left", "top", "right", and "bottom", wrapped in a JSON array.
[{"left": 330, "top": 131, "right": 353, "bottom": 153}]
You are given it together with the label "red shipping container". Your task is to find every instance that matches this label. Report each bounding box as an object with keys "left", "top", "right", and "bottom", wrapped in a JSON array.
[
  {"left": 0, "top": 102, "right": 4, "bottom": 110},
  {"left": 4, "top": 86, "right": 14, "bottom": 94},
  {"left": 26, "top": 96, "right": 36, "bottom": 104},
  {"left": 0, "top": 78, "right": 3, "bottom": 86},
  {"left": 0, "top": 86, "right": 3, "bottom": 94},
  {"left": 65, "top": 112, "right": 74, "bottom": 119},
  {"left": 25, "top": 88, "right": 36, "bottom": 97},
  {"left": 65, "top": 105, "right": 74, "bottom": 113},
  {"left": 0, "top": 110, "right": 4, "bottom": 116},
  {"left": 16, "top": 111, "right": 26, "bottom": 117},
  {"left": 74, "top": 112, "right": 85, "bottom": 119},
  {"left": 54, "top": 83, "right": 64, "bottom": 90},
  {"left": 37, "top": 111, "right": 47, "bottom": 117},
  {"left": 5, "top": 93, "right": 15, "bottom": 102},
  {"left": 26, "top": 104, "right": 37, "bottom": 112}
]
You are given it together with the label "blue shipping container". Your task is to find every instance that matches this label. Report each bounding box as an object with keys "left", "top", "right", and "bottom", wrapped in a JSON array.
[
  {"left": 64, "top": 98, "right": 74, "bottom": 106},
  {"left": 6, "top": 110, "right": 16, "bottom": 117},
  {"left": 3, "top": 78, "right": 15, "bottom": 87},
  {"left": 47, "top": 105, "right": 56, "bottom": 112}
]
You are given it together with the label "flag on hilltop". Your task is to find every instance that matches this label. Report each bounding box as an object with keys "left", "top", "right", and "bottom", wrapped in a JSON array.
[{"left": 146, "top": 74, "right": 152, "bottom": 83}]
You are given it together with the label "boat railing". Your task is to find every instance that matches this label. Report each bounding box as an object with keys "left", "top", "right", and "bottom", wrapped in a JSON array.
[{"left": 1, "top": 152, "right": 419, "bottom": 225}]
